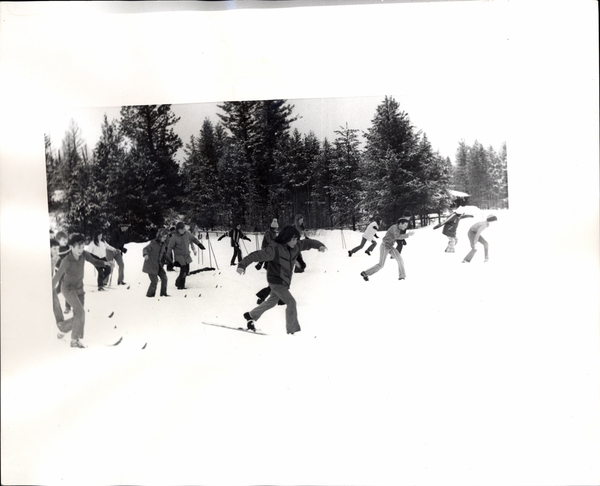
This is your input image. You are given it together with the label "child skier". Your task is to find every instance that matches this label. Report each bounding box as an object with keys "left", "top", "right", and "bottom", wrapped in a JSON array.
[
  {"left": 166, "top": 222, "right": 205, "bottom": 290},
  {"left": 52, "top": 233, "right": 113, "bottom": 348},
  {"left": 218, "top": 223, "right": 251, "bottom": 266},
  {"left": 86, "top": 229, "right": 120, "bottom": 290},
  {"left": 348, "top": 219, "right": 379, "bottom": 257},
  {"left": 433, "top": 211, "right": 473, "bottom": 253},
  {"left": 237, "top": 224, "right": 327, "bottom": 335},
  {"left": 360, "top": 217, "right": 415, "bottom": 281},
  {"left": 55, "top": 230, "right": 72, "bottom": 314},
  {"left": 462, "top": 215, "right": 498, "bottom": 263},
  {"left": 50, "top": 238, "right": 68, "bottom": 334},
  {"left": 142, "top": 228, "right": 170, "bottom": 297}
]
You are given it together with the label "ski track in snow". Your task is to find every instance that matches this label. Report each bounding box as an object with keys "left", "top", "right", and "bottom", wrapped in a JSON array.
[{"left": 3, "top": 209, "right": 600, "bottom": 485}]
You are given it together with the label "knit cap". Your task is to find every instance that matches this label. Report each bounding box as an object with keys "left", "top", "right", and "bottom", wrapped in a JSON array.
[{"left": 271, "top": 218, "right": 279, "bottom": 228}]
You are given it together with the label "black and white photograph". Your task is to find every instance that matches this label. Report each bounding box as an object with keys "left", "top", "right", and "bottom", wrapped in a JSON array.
[{"left": 1, "top": 1, "right": 598, "bottom": 485}]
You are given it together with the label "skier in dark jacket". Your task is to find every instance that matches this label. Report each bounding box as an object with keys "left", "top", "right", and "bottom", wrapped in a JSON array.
[
  {"left": 237, "top": 224, "right": 327, "bottom": 335},
  {"left": 433, "top": 211, "right": 473, "bottom": 253},
  {"left": 218, "top": 223, "right": 251, "bottom": 266},
  {"left": 109, "top": 222, "right": 130, "bottom": 285}
]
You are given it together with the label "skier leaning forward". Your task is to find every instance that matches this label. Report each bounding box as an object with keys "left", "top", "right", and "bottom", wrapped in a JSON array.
[
  {"left": 360, "top": 217, "right": 415, "bottom": 281},
  {"left": 237, "top": 224, "right": 327, "bottom": 335}
]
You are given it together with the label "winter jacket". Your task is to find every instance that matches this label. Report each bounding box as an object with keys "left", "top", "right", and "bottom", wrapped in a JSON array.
[
  {"left": 86, "top": 240, "right": 117, "bottom": 260},
  {"left": 142, "top": 239, "right": 167, "bottom": 275},
  {"left": 110, "top": 228, "right": 128, "bottom": 251},
  {"left": 167, "top": 231, "right": 205, "bottom": 265},
  {"left": 294, "top": 216, "right": 306, "bottom": 238},
  {"left": 362, "top": 221, "right": 379, "bottom": 241},
  {"left": 382, "top": 224, "right": 411, "bottom": 249},
  {"left": 238, "top": 238, "right": 324, "bottom": 288},
  {"left": 434, "top": 213, "right": 473, "bottom": 238},
  {"left": 219, "top": 227, "right": 250, "bottom": 247},
  {"left": 52, "top": 250, "right": 106, "bottom": 293}
]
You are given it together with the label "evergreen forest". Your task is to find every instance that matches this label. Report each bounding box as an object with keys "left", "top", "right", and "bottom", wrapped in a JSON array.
[{"left": 45, "top": 96, "right": 508, "bottom": 240}]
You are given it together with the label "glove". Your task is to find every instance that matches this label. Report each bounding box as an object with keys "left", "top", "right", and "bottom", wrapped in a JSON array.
[
  {"left": 122, "top": 248, "right": 128, "bottom": 254},
  {"left": 255, "top": 263, "right": 263, "bottom": 270},
  {"left": 374, "top": 234, "right": 379, "bottom": 238},
  {"left": 199, "top": 244, "right": 206, "bottom": 250}
]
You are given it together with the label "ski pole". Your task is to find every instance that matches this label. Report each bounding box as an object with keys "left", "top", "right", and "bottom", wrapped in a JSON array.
[{"left": 241, "top": 239, "right": 248, "bottom": 255}]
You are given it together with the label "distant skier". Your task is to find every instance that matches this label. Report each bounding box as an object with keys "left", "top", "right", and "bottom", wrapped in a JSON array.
[
  {"left": 109, "top": 221, "right": 130, "bottom": 285},
  {"left": 433, "top": 211, "right": 473, "bottom": 253},
  {"left": 86, "top": 229, "right": 120, "bottom": 290},
  {"left": 360, "top": 217, "right": 415, "bottom": 281},
  {"left": 255, "top": 218, "right": 279, "bottom": 271},
  {"left": 348, "top": 218, "right": 379, "bottom": 257},
  {"left": 142, "top": 228, "right": 170, "bottom": 298},
  {"left": 462, "top": 215, "right": 498, "bottom": 263},
  {"left": 293, "top": 214, "right": 307, "bottom": 272},
  {"left": 166, "top": 222, "right": 205, "bottom": 290},
  {"left": 237, "top": 224, "right": 327, "bottom": 335},
  {"left": 218, "top": 223, "right": 251, "bottom": 266}
]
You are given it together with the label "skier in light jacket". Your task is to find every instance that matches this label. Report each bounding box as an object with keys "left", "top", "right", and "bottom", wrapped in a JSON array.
[
  {"left": 237, "top": 224, "right": 327, "bottom": 335},
  {"left": 348, "top": 219, "right": 379, "bottom": 257}
]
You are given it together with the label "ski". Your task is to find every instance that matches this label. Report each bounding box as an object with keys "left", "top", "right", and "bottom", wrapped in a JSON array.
[
  {"left": 201, "top": 321, "right": 266, "bottom": 335},
  {"left": 58, "top": 335, "right": 123, "bottom": 348}
]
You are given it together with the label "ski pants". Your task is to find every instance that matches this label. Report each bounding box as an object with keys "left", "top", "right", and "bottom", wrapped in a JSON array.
[
  {"left": 175, "top": 264, "right": 190, "bottom": 289},
  {"left": 147, "top": 267, "right": 168, "bottom": 297},
  {"left": 463, "top": 231, "right": 489, "bottom": 262},
  {"left": 96, "top": 257, "right": 111, "bottom": 287},
  {"left": 108, "top": 249, "right": 125, "bottom": 284},
  {"left": 364, "top": 243, "right": 406, "bottom": 279},
  {"left": 445, "top": 237, "right": 457, "bottom": 253},
  {"left": 249, "top": 283, "right": 300, "bottom": 334},
  {"left": 349, "top": 237, "right": 377, "bottom": 255},
  {"left": 230, "top": 246, "right": 242, "bottom": 265},
  {"left": 61, "top": 285, "right": 85, "bottom": 339}
]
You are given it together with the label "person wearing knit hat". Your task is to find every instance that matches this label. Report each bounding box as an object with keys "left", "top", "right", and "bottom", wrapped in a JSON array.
[
  {"left": 360, "top": 217, "right": 415, "bottom": 282},
  {"left": 462, "top": 214, "right": 498, "bottom": 263}
]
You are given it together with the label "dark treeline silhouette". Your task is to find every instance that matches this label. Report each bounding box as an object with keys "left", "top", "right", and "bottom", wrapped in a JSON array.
[{"left": 45, "top": 97, "right": 508, "bottom": 239}]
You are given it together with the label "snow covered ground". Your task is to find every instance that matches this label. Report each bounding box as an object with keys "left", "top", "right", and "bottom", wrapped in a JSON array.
[{"left": 2, "top": 210, "right": 600, "bottom": 485}]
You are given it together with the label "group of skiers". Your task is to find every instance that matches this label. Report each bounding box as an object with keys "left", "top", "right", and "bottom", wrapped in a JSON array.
[{"left": 50, "top": 211, "right": 497, "bottom": 347}]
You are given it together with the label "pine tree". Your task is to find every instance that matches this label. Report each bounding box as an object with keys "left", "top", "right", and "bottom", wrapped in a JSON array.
[
  {"left": 331, "top": 123, "right": 361, "bottom": 230},
  {"left": 362, "top": 96, "right": 419, "bottom": 225},
  {"left": 60, "top": 120, "right": 94, "bottom": 234},
  {"left": 118, "top": 105, "right": 183, "bottom": 231},
  {"left": 181, "top": 118, "right": 226, "bottom": 228}
]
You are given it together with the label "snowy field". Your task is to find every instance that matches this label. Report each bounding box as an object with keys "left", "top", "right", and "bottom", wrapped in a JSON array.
[{"left": 2, "top": 209, "right": 599, "bottom": 485}]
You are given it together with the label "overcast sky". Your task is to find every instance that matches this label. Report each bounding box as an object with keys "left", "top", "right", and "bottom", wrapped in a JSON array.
[{"left": 46, "top": 92, "right": 506, "bottom": 164}]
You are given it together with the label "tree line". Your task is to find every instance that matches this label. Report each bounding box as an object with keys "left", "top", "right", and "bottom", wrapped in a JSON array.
[{"left": 45, "top": 96, "right": 508, "bottom": 240}]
